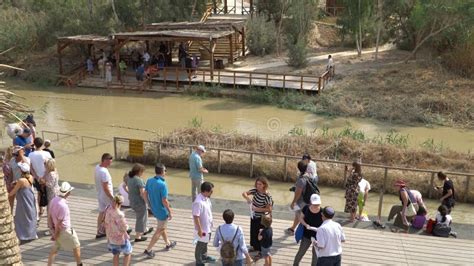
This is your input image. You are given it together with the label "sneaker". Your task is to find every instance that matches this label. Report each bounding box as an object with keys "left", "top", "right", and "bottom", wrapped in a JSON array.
[
  {"left": 44, "top": 230, "right": 51, "bottom": 236},
  {"left": 144, "top": 249, "right": 155, "bottom": 259},
  {"left": 165, "top": 240, "right": 177, "bottom": 250},
  {"left": 450, "top": 232, "right": 458, "bottom": 238},
  {"left": 285, "top": 228, "right": 295, "bottom": 235},
  {"left": 134, "top": 237, "right": 148, "bottom": 242},
  {"left": 203, "top": 255, "right": 216, "bottom": 262},
  {"left": 95, "top": 233, "right": 106, "bottom": 239},
  {"left": 144, "top": 227, "right": 154, "bottom": 235}
]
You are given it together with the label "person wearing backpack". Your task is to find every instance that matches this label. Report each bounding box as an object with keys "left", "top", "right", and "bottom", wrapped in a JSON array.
[
  {"left": 213, "top": 209, "right": 253, "bottom": 266},
  {"left": 287, "top": 161, "right": 320, "bottom": 235},
  {"left": 258, "top": 215, "right": 273, "bottom": 266},
  {"left": 344, "top": 162, "right": 362, "bottom": 222},
  {"left": 433, "top": 205, "right": 457, "bottom": 238}
]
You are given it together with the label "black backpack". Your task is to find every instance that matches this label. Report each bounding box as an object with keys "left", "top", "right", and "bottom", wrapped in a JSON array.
[
  {"left": 219, "top": 226, "right": 240, "bottom": 265},
  {"left": 302, "top": 176, "right": 320, "bottom": 204}
]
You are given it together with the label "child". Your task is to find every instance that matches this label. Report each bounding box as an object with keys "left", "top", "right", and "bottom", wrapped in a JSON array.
[
  {"left": 411, "top": 205, "right": 427, "bottom": 230},
  {"left": 105, "top": 195, "right": 132, "bottom": 266},
  {"left": 433, "top": 205, "right": 457, "bottom": 238},
  {"left": 258, "top": 215, "right": 273, "bottom": 266},
  {"left": 43, "top": 140, "right": 55, "bottom": 158}
]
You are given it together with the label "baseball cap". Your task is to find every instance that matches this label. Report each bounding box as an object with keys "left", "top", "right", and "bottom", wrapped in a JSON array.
[
  {"left": 197, "top": 145, "right": 206, "bottom": 153},
  {"left": 59, "top": 182, "right": 74, "bottom": 196},
  {"left": 310, "top": 194, "right": 321, "bottom": 205}
]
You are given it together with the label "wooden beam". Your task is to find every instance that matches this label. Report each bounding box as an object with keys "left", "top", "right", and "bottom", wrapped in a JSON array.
[
  {"left": 210, "top": 39, "right": 215, "bottom": 80},
  {"left": 57, "top": 42, "right": 63, "bottom": 75},
  {"left": 229, "top": 35, "right": 234, "bottom": 64},
  {"left": 241, "top": 28, "right": 246, "bottom": 57}
]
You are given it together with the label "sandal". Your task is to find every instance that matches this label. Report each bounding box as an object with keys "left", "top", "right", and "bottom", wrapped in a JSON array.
[
  {"left": 144, "top": 227, "right": 154, "bottom": 235},
  {"left": 285, "top": 228, "right": 295, "bottom": 235}
]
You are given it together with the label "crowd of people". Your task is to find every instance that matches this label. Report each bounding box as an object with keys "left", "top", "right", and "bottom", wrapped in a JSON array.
[
  {"left": 1, "top": 116, "right": 460, "bottom": 266},
  {"left": 84, "top": 42, "right": 200, "bottom": 85}
]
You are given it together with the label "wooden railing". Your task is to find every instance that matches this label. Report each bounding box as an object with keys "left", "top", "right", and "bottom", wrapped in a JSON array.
[
  {"left": 56, "top": 67, "right": 87, "bottom": 87},
  {"left": 154, "top": 67, "right": 322, "bottom": 91},
  {"left": 113, "top": 136, "right": 474, "bottom": 215}
]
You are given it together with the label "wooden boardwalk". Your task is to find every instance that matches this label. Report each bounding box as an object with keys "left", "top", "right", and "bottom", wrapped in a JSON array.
[{"left": 20, "top": 194, "right": 474, "bottom": 265}]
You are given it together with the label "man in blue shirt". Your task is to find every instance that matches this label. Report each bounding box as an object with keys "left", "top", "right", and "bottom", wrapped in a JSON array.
[
  {"left": 143, "top": 163, "right": 176, "bottom": 258},
  {"left": 14, "top": 128, "right": 33, "bottom": 156},
  {"left": 189, "top": 145, "right": 208, "bottom": 202}
]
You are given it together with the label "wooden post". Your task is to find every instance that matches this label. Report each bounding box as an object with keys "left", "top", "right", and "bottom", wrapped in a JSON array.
[
  {"left": 115, "top": 42, "right": 121, "bottom": 82},
  {"left": 113, "top": 137, "right": 118, "bottom": 161},
  {"left": 241, "top": 28, "right": 246, "bottom": 57},
  {"left": 175, "top": 67, "right": 179, "bottom": 89},
  {"left": 249, "top": 153, "right": 254, "bottom": 178},
  {"left": 377, "top": 168, "right": 389, "bottom": 221},
  {"left": 249, "top": 72, "right": 252, "bottom": 86},
  {"left": 318, "top": 77, "right": 322, "bottom": 91},
  {"left": 218, "top": 70, "right": 221, "bottom": 84},
  {"left": 282, "top": 75, "right": 286, "bottom": 89},
  {"left": 300, "top": 76, "right": 304, "bottom": 90},
  {"left": 229, "top": 35, "right": 234, "bottom": 64},
  {"left": 464, "top": 176, "right": 471, "bottom": 202},
  {"left": 217, "top": 150, "right": 222, "bottom": 173},
  {"left": 233, "top": 71, "right": 236, "bottom": 89},
  {"left": 283, "top": 157, "right": 288, "bottom": 182},
  {"left": 210, "top": 39, "right": 215, "bottom": 80},
  {"left": 58, "top": 42, "right": 64, "bottom": 75},
  {"left": 224, "top": 0, "right": 228, "bottom": 13},
  {"left": 428, "top": 172, "right": 435, "bottom": 198},
  {"left": 213, "top": 0, "right": 217, "bottom": 14},
  {"left": 158, "top": 143, "right": 162, "bottom": 162},
  {"left": 266, "top": 74, "right": 269, "bottom": 87},
  {"left": 164, "top": 67, "right": 167, "bottom": 89},
  {"left": 343, "top": 165, "right": 348, "bottom": 188}
]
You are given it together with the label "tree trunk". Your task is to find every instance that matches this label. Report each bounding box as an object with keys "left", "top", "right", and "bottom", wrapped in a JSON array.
[
  {"left": 110, "top": 0, "right": 120, "bottom": 24},
  {"left": 375, "top": 0, "right": 383, "bottom": 61},
  {"left": 87, "top": 0, "right": 93, "bottom": 19},
  {"left": 0, "top": 169, "right": 22, "bottom": 265},
  {"left": 357, "top": 0, "right": 362, "bottom": 57}
]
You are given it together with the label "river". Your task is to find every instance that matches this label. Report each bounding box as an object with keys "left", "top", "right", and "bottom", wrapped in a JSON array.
[{"left": 2, "top": 82, "right": 473, "bottom": 223}]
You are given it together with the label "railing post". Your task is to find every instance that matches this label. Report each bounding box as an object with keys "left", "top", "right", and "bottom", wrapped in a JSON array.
[
  {"left": 249, "top": 153, "right": 254, "bottom": 178},
  {"left": 282, "top": 75, "right": 286, "bottom": 90},
  {"left": 56, "top": 132, "right": 59, "bottom": 141},
  {"left": 464, "top": 175, "right": 471, "bottom": 202},
  {"left": 266, "top": 73, "right": 269, "bottom": 88},
  {"left": 249, "top": 72, "right": 252, "bottom": 86},
  {"left": 283, "top": 157, "right": 288, "bottom": 182},
  {"left": 233, "top": 72, "right": 236, "bottom": 89},
  {"left": 218, "top": 70, "right": 221, "bottom": 85},
  {"left": 343, "top": 165, "right": 348, "bottom": 188},
  {"left": 158, "top": 143, "right": 161, "bottom": 162},
  {"left": 377, "top": 168, "right": 389, "bottom": 221},
  {"left": 113, "top": 137, "right": 118, "bottom": 160},
  {"left": 300, "top": 76, "right": 304, "bottom": 90},
  {"left": 318, "top": 77, "right": 322, "bottom": 91},
  {"left": 428, "top": 172, "right": 435, "bottom": 199},
  {"left": 175, "top": 67, "right": 179, "bottom": 89},
  {"left": 217, "top": 150, "right": 221, "bottom": 174},
  {"left": 164, "top": 67, "right": 167, "bottom": 89}
]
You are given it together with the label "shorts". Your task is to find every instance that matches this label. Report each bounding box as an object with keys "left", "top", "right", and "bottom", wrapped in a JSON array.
[
  {"left": 157, "top": 218, "right": 168, "bottom": 229},
  {"left": 56, "top": 228, "right": 80, "bottom": 251},
  {"left": 261, "top": 247, "right": 271, "bottom": 257},
  {"left": 108, "top": 239, "right": 132, "bottom": 255}
]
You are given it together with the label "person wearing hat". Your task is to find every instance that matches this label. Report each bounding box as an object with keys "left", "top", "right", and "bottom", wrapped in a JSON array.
[
  {"left": 388, "top": 179, "right": 418, "bottom": 232},
  {"left": 8, "top": 160, "right": 37, "bottom": 242},
  {"left": 294, "top": 194, "right": 323, "bottom": 266},
  {"left": 189, "top": 145, "right": 208, "bottom": 202},
  {"left": 48, "top": 182, "right": 83, "bottom": 266},
  {"left": 13, "top": 127, "right": 33, "bottom": 156},
  {"left": 9, "top": 146, "right": 31, "bottom": 185},
  {"left": 313, "top": 206, "right": 346, "bottom": 266}
]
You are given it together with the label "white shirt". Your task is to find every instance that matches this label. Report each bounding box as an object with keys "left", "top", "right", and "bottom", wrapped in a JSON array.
[
  {"left": 192, "top": 193, "right": 213, "bottom": 234},
  {"left": 358, "top": 178, "right": 371, "bottom": 194},
  {"left": 328, "top": 58, "right": 334, "bottom": 67},
  {"left": 315, "top": 219, "right": 345, "bottom": 257},
  {"left": 435, "top": 213, "right": 452, "bottom": 226},
  {"left": 95, "top": 165, "right": 113, "bottom": 204},
  {"left": 28, "top": 150, "right": 52, "bottom": 178},
  {"left": 306, "top": 160, "right": 318, "bottom": 179},
  {"left": 143, "top": 52, "right": 150, "bottom": 62}
]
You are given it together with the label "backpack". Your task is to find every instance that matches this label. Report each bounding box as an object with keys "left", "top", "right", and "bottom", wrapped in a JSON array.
[
  {"left": 219, "top": 226, "right": 240, "bottom": 265},
  {"left": 302, "top": 176, "right": 320, "bottom": 204}
]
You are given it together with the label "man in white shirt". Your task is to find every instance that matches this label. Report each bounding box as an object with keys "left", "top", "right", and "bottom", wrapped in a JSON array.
[
  {"left": 143, "top": 51, "right": 151, "bottom": 67},
  {"left": 313, "top": 206, "right": 345, "bottom": 266},
  {"left": 95, "top": 153, "right": 114, "bottom": 239},
  {"left": 327, "top": 55, "right": 334, "bottom": 78},
  {"left": 192, "top": 181, "right": 216, "bottom": 266},
  {"left": 29, "top": 137, "right": 52, "bottom": 216}
]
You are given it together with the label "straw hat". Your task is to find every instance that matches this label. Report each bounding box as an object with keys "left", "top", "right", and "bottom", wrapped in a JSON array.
[{"left": 59, "top": 182, "right": 74, "bottom": 196}]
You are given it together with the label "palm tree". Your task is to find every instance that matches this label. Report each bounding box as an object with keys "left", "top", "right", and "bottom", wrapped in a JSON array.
[{"left": 0, "top": 49, "right": 26, "bottom": 265}]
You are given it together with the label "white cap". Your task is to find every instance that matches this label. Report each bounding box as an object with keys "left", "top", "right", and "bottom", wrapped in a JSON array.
[
  {"left": 310, "top": 194, "right": 321, "bottom": 205},
  {"left": 59, "top": 182, "right": 74, "bottom": 196},
  {"left": 197, "top": 145, "right": 206, "bottom": 153},
  {"left": 18, "top": 162, "right": 30, "bottom": 173}
]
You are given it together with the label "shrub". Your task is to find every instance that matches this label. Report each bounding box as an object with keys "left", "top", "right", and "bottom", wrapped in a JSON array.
[
  {"left": 286, "top": 39, "right": 308, "bottom": 68},
  {"left": 442, "top": 44, "right": 474, "bottom": 78},
  {"left": 246, "top": 16, "right": 276, "bottom": 56}
]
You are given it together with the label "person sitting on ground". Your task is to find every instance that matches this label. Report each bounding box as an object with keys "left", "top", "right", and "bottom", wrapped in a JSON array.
[
  {"left": 43, "top": 139, "right": 55, "bottom": 158},
  {"left": 258, "top": 215, "right": 273, "bottom": 266},
  {"left": 411, "top": 206, "right": 427, "bottom": 230},
  {"left": 294, "top": 194, "right": 323, "bottom": 266},
  {"left": 105, "top": 195, "right": 132, "bottom": 266},
  {"left": 213, "top": 209, "right": 253, "bottom": 266},
  {"left": 433, "top": 205, "right": 457, "bottom": 238},
  {"left": 8, "top": 161, "right": 38, "bottom": 242},
  {"left": 434, "top": 171, "right": 455, "bottom": 213},
  {"left": 47, "top": 182, "right": 82, "bottom": 266},
  {"left": 357, "top": 176, "right": 371, "bottom": 221}
]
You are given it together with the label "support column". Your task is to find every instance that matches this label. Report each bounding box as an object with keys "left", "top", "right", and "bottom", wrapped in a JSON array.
[
  {"left": 213, "top": 0, "right": 217, "bottom": 14},
  {"left": 210, "top": 39, "right": 215, "bottom": 80},
  {"left": 229, "top": 35, "right": 234, "bottom": 64},
  {"left": 58, "top": 42, "right": 63, "bottom": 75},
  {"left": 241, "top": 28, "right": 246, "bottom": 57},
  {"left": 115, "top": 43, "right": 121, "bottom": 82},
  {"left": 224, "top": 0, "right": 228, "bottom": 14}
]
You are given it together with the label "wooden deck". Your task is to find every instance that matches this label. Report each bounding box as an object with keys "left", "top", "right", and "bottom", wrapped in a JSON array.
[{"left": 21, "top": 194, "right": 474, "bottom": 265}]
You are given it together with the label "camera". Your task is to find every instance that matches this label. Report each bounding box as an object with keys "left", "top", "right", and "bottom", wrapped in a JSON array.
[{"left": 289, "top": 186, "right": 296, "bottom": 192}]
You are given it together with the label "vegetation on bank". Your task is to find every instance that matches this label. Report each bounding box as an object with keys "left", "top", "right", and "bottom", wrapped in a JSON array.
[{"left": 117, "top": 128, "right": 473, "bottom": 202}]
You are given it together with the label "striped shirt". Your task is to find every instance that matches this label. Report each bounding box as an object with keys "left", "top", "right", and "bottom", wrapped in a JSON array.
[{"left": 248, "top": 188, "right": 273, "bottom": 217}]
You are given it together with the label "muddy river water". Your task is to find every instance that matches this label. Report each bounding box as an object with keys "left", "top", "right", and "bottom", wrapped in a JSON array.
[{"left": 3, "top": 82, "right": 473, "bottom": 223}]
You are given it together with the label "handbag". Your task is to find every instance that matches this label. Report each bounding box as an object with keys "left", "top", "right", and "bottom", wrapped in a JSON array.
[
  {"left": 405, "top": 202, "right": 417, "bottom": 217},
  {"left": 426, "top": 218, "right": 436, "bottom": 234}
]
